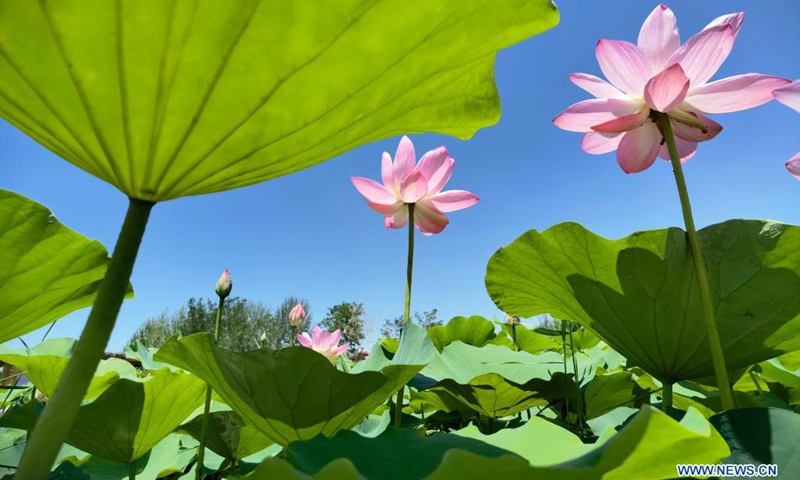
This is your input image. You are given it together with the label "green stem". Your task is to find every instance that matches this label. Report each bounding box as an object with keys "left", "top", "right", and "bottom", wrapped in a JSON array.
[
  {"left": 661, "top": 382, "right": 673, "bottom": 412},
  {"left": 656, "top": 112, "right": 734, "bottom": 411},
  {"left": 749, "top": 369, "right": 763, "bottom": 395},
  {"left": 394, "top": 204, "right": 415, "bottom": 428},
  {"left": 196, "top": 296, "right": 226, "bottom": 480},
  {"left": 569, "top": 327, "right": 585, "bottom": 432},
  {"left": 15, "top": 197, "right": 154, "bottom": 480},
  {"left": 290, "top": 326, "right": 296, "bottom": 347},
  {"left": 560, "top": 320, "right": 569, "bottom": 422},
  {"left": 511, "top": 323, "right": 519, "bottom": 352},
  {"left": 129, "top": 462, "right": 137, "bottom": 480}
]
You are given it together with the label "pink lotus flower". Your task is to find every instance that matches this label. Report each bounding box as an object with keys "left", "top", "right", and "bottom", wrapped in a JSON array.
[
  {"left": 297, "top": 325, "right": 350, "bottom": 363},
  {"left": 351, "top": 136, "right": 478, "bottom": 235},
  {"left": 289, "top": 303, "right": 306, "bottom": 328},
  {"left": 554, "top": 4, "right": 790, "bottom": 173},
  {"left": 215, "top": 269, "right": 232, "bottom": 299},
  {"left": 774, "top": 80, "right": 800, "bottom": 113}
]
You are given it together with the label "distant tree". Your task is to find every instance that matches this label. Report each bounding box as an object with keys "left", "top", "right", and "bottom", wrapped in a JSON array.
[
  {"left": 129, "top": 296, "right": 311, "bottom": 352},
  {"left": 380, "top": 309, "right": 441, "bottom": 338},
  {"left": 320, "top": 301, "right": 366, "bottom": 352}
]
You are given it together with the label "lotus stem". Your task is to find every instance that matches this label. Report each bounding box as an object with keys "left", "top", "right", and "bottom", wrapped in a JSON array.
[
  {"left": 749, "top": 369, "right": 763, "bottom": 395},
  {"left": 394, "top": 204, "right": 416, "bottom": 428},
  {"left": 15, "top": 197, "right": 154, "bottom": 480},
  {"left": 290, "top": 326, "right": 296, "bottom": 347},
  {"left": 568, "top": 327, "right": 585, "bottom": 433},
  {"left": 511, "top": 323, "right": 519, "bottom": 352},
  {"left": 129, "top": 462, "right": 137, "bottom": 480},
  {"left": 656, "top": 112, "right": 734, "bottom": 411},
  {"left": 196, "top": 296, "right": 226, "bottom": 479},
  {"left": 560, "top": 320, "right": 569, "bottom": 421},
  {"left": 661, "top": 382, "right": 673, "bottom": 412}
]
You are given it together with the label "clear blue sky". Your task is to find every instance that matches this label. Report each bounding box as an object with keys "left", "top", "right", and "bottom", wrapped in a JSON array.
[{"left": 2, "top": 1, "right": 798, "bottom": 351}]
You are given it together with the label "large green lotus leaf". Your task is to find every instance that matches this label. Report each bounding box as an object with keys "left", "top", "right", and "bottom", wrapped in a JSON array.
[
  {"left": 426, "top": 316, "right": 502, "bottom": 351},
  {"left": 0, "top": 0, "right": 558, "bottom": 202},
  {"left": 180, "top": 410, "right": 273, "bottom": 461},
  {"left": 154, "top": 324, "right": 435, "bottom": 445},
  {"left": 284, "top": 427, "right": 515, "bottom": 480},
  {"left": 486, "top": 220, "right": 800, "bottom": 382},
  {"left": 0, "top": 190, "right": 131, "bottom": 343},
  {"left": 583, "top": 371, "right": 638, "bottom": 420},
  {"left": 0, "top": 338, "right": 138, "bottom": 401},
  {"left": 420, "top": 372, "right": 577, "bottom": 418},
  {"left": 246, "top": 406, "right": 729, "bottom": 480},
  {"left": 710, "top": 407, "right": 800, "bottom": 477},
  {"left": 0, "top": 370, "right": 206, "bottom": 463},
  {"left": 79, "top": 433, "right": 199, "bottom": 480}
]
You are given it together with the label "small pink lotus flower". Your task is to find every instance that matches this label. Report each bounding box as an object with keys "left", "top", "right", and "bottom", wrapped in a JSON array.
[
  {"left": 289, "top": 303, "right": 306, "bottom": 328},
  {"left": 297, "top": 325, "right": 350, "bottom": 363},
  {"left": 553, "top": 4, "right": 790, "bottom": 173},
  {"left": 215, "top": 269, "right": 232, "bottom": 299},
  {"left": 351, "top": 136, "right": 478, "bottom": 235}
]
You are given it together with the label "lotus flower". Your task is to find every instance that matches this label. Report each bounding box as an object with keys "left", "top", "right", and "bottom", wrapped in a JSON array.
[
  {"left": 214, "top": 269, "right": 232, "bottom": 299},
  {"left": 773, "top": 81, "right": 800, "bottom": 181},
  {"left": 351, "top": 136, "right": 478, "bottom": 235},
  {"left": 554, "top": 4, "right": 790, "bottom": 173},
  {"left": 289, "top": 303, "right": 306, "bottom": 328},
  {"left": 774, "top": 80, "right": 800, "bottom": 113},
  {"left": 297, "top": 325, "right": 350, "bottom": 363},
  {"left": 786, "top": 153, "right": 800, "bottom": 181}
]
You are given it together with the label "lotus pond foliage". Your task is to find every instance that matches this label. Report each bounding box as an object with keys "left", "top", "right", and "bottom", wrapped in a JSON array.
[{"left": 0, "top": 0, "right": 799, "bottom": 479}]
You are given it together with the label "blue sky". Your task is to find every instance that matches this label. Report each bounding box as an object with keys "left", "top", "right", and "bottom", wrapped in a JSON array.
[{"left": 2, "top": 0, "right": 798, "bottom": 351}]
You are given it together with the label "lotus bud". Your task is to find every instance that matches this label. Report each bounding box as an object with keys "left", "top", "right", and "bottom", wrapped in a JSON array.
[
  {"left": 260, "top": 332, "right": 267, "bottom": 341},
  {"left": 215, "top": 269, "right": 232, "bottom": 299},
  {"left": 289, "top": 303, "right": 306, "bottom": 327},
  {"left": 505, "top": 314, "right": 520, "bottom": 326}
]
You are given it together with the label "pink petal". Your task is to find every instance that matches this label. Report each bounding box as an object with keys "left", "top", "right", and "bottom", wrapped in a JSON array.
[
  {"left": 582, "top": 132, "right": 623, "bottom": 154},
  {"left": 297, "top": 332, "right": 313, "bottom": 348},
  {"left": 568, "top": 73, "right": 628, "bottom": 100},
  {"left": 417, "top": 147, "right": 453, "bottom": 194},
  {"left": 398, "top": 169, "right": 428, "bottom": 203},
  {"left": 786, "top": 152, "right": 800, "bottom": 181},
  {"left": 334, "top": 344, "right": 350, "bottom": 357},
  {"left": 685, "top": 74, "right": 791, "bottom": 113},
  {"left": 554, "top": 99, "right": 642, "bottom": 132},
  {"left": 644, "top": 63, "right": 690, "bottom": 112},
  {"left": 367, "top": 201, "right": 403, "bottom": 215},
  {"left": 669, "top": 112, "right": 722, "bottom": 143},
  {"left": 430, "top": 190, "right": 479, "bottom": 213},
  {"left": 392, "top": 136, "right": 416, "bottom": 192},
  {"left": 773, "top": 79, "right": 800, "bottom": 113},
  {"left": 329, "top": 329, "right": 343, "bottom": 348},
  {"left": 591, "top": 110, "right": 648, "bottom": 133},
  {"left": 384, "top": 206, "right": 409, "bottom": 229},
  {"left": 666, "top": 25, "right": 735, "bottom": 87},
  {"left": 616, "top": 122, "right": 661, "bottom": 173},
  {"left": 381, "top": 152, "right": 396, "bottom": 195},
  {"left": 596, "top": 39, "right": 652, "bottom": 96},
  {"left": 638, "top": 4, "right": 681, "bottom": 72},
  {"left": 658, "top": 136, "right": 697, "bottom": 162},
  {"left": 703, "top": 12, "right": 744, "bottom": 40},
  {"left": 351, "top": 177, "right": 398, "bottom": 204},
  {"left": 311, "top": 325, "right": 323, "bottom": 338},
  {"left": 414, "top": 200, "right": 448, "bottom": 235}
]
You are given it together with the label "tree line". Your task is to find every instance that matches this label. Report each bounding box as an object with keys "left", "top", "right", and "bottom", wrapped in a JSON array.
[{"left": 129, "top": 297, "right": 441, "bottom": 352}]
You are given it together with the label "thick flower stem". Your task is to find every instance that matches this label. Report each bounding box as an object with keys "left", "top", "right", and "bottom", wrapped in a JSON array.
[
  {"left": 290, "top": 326, "right": 296, "bottom": 347},
  {"left": 129, "top": 462, "right": 137, "bottom": 480},
  {"left": 196, "top": 296, "right": 225, "bottom": 480},
  {"left": 16, "top": 197, "right": 154, "bottom": 480},
  {"left": 394, "top": 204, "right": 416, "bottom": 428},
  {"left": 661, "top": 382, "right": 673, "bottom": 412},
  {"left": 656, "top": 112, "right": 734, "bottom": 411}
]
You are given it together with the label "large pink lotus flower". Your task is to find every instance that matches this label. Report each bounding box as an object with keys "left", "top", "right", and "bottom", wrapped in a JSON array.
[
  {"left": 351, "top": 136, "right": 478, "bottom": 235},
  {"left": 773, "top": 80, "right": 800, "bottom": 181},
  {"left": 554, "top": 4, "right": 790, "bottom": 173},
  {"left": 297, "top": 325, "right": 349, "bottom": 363}
]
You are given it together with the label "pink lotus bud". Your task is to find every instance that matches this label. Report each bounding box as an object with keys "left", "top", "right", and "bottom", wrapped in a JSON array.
[
  {"left": 289, "top": 303, "right": 306, "bottom": 327},
  {"left": 260, "top": 332, "right": 267, "bottom": 341},
  {"left": 215, "top": 269, "right": 232, "bottom": 299},
  {"left": 505, "top": 314, "right": 520, "bottom": 326}
]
